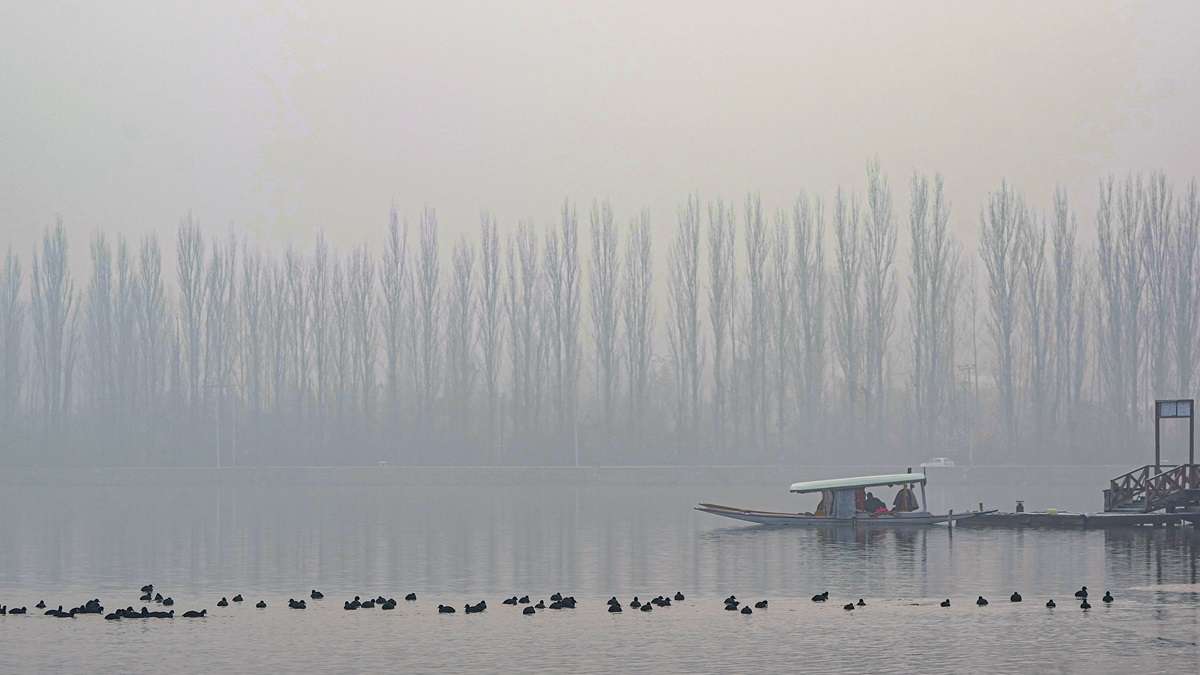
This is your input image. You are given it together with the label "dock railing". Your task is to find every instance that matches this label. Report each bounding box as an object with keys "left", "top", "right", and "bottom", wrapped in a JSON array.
[{"left": 1105, "top": 463, "right": 1199, "bottom": 512}]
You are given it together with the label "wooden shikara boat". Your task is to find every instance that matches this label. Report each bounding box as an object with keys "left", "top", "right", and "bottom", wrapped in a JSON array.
[{"left": 695, "top": 472, "right": 994, "bottom": 527}]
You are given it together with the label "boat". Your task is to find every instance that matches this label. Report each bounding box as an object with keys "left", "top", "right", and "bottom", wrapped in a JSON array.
[
  {"left": 920, "top": 457, "right": 956, "bottom": 468},
  {"left": 695, "top": 471, "right": 993, "bottom": 527}
]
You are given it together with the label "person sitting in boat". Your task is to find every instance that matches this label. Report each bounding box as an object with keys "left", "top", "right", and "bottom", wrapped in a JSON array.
[
  {"left": 892, "top": 484, "right": 919, "bottom": 512},
  {"left": 864, "top": 491, "right": 888, "bottom": 514}
]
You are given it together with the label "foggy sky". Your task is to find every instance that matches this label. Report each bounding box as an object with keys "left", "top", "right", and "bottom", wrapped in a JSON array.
[{"left": 2, "top": 0, "right": 1198, "bottom": 255}]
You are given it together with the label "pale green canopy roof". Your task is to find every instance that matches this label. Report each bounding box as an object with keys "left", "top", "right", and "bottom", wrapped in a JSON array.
[{"left": 789, "top": 472, "right": 926, "bottom": 494}]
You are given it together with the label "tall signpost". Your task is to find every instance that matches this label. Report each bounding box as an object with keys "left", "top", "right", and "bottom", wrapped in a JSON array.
[{"left": 1154, "top": 399, "right": 1194, "bottom": 481}]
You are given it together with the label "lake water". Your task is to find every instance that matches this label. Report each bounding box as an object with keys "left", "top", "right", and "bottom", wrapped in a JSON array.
[{"left": 1, "top": 468, "right": 1198, "bottom": 673}]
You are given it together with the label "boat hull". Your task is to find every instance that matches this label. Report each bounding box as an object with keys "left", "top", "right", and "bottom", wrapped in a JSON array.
[{"left": 695, "top": 502, "right": 993, "bottom": 527}]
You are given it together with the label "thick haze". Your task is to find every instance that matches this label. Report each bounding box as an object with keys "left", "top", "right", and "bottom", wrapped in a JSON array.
[
  {"left": 5, "top": 9, "right": 1200, "bottom": 672},
  {"left": 2, "top": 1, "right": 1200, "bottom": 470},
  {"left": 3, "top": 0, "right": 1198, "bottom": 252}
]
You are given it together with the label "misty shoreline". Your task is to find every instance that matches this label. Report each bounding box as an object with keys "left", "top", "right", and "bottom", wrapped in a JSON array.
[{"left": 0, "top": 463, "right": 1126, "bottom": 487}]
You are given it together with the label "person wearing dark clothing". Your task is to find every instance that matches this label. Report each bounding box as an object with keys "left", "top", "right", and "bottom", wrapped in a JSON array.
[
  {"left": 893, "top": 485, "right": 919, "bottom": 512},
  {"left": 864, "top": 491, "right": 887, "bottom": 513}
]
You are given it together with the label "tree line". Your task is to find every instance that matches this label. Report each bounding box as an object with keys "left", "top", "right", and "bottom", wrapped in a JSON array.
[{"left": 1, "top": 165, "right": 1196, "bottom": 467}]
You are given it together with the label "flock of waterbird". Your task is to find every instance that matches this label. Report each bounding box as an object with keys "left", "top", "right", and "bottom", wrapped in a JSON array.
[
  {"left": 805, "top": 586, "right": 1112, "bottom": 611},
  {"left": 0, "top": 584, "right": 1114, "bottom": 620}
]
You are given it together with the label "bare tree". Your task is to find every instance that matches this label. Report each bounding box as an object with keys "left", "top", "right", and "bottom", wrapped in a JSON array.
[
  {"left": 909, "top": 174, "right": 959, "bottom": 454},
  {"left": 1096, "top": 177, "right": 1124, "bottom": 427},
  {"left": 204, "top": 235, "right": 238, "bottom": 464},
  {"left": 176, "top": 218, "right": 206, "bottom": 408},
  {"left": 769, "top": 208, "right": 793, "bottom": 460},
  {"left": 538, "top": 203, "right": 583, "bottom": 464},
  {"left": 329, "top": 256, "right": 352, "bottom": 456},
  {"left": 832, "top": 188, "right": 863, "bottom": 425},
  {"left": 112, "top": 238, "right": 137, "bottom": 456},
  {"left": 957, "top": 260, "right": 982, "bottom": 464},
  {"left": 980, "top": 181, "right": 1024, "bottom": 453},
  {"left": 506, "top": 224, "right": 539, "bottom": 452},
  {"left": 284, "top": 246, "right": 309, "bottom": 427},
  {"left": 1141, "top": 172, "right": 1173, "bottom": 398},
  {"left": 744, "top": 194, "right": 769, "bottom": 456},
  {"left": 1117, "top": 175, "right": 1147, "bottom": 431},
  {"left": 530, "top": 253, "right": 551, "bottom": 442},
  {"left": 668, "top": 195, "right": 701, "bottom": 459},
  {"left": 263, "top": 260, "right": 289, "bottom": 461},
  {"left": 1070, "top": 260, "right": 1091, "bottom": 458},
  {"left": 135, "top": 236, "right": 168, "bottom": 463},
  {"left": 414, "top": 208, "right": 442, "bottom": 453},
  {"left": 863, "top": 160, "right": 898, "bottom": 440},
  {"left": 908, "top": 174, "right": 930, "bottom": 445},
  {"left": 447, "top": 234, "right": 477, "bottom": 454},
  {"left": 1051, "top": 187, "right": 1078, "bottom": 431},
  {"left": 0, "top": 248, "right": 23, "bottom": 443},
  {"left": 478, "top": 214, "right": 503, "bottom": 463},
  {"left": 30, "top": 220, "right": 79, "bottom": 445},
  {"left": 166, "top": 321, "right": 184, "bottom": 444},
  {"left": 240, "top": 246, "right": 266, "bottom": 459},
  {"left": 544, "top": 217, "right": 565, "bottom": 447},
  {"left": 622, "top": 210, "right": 653, "bottom": 459},
  {"left": 348, "top": 245, "right": 377, "bottom": 451},
  {"left": 380, "top": 209, "right": 409, "bottom": 440},
  {"left": 1019, "top": 210, "right": 1050, "bottom": 449},
  {"left": 589, "top": 199, "right": 620, "bottom": 454},
  {"left": 85, "top": 233, "right": 115, "bottom": 444},
  {"left": 793, "top": 193, "right": 826, "bottom": 449},
  {"left": 559, "top": 202, "right": 582, "bottom": 464},
  {"left": 707, "top": 199, "right": 735, "bottom": 458},
  {"left": 309, "top": 236, "right": 333, "bottom": 460},
  {"left": 1173, "top": 180, "right": 1200, "bottom": 396}
]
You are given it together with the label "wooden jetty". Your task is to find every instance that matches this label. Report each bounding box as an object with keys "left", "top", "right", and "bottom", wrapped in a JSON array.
[
  {"left": 1100, "top": 400, "right": 1200, "bottom": 514},
  {"left": 959, "top": 510, "right": 1200, "bottom": 529},
  {"left": 962, "top": 399, "right": 1200, "bottom": 529}
]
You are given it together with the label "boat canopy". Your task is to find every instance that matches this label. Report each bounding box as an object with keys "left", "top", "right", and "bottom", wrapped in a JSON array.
[{"left": 789, "top": 472, "right": 926, "bottom": 494}]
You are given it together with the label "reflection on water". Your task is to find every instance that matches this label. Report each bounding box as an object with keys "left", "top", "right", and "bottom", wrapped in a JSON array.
[
  {"left": 0, "top": 481, "right": 1198, "bottom": 672},
  {"left": 1106, "top": 527, "right": 1200, "bottom": 588}
]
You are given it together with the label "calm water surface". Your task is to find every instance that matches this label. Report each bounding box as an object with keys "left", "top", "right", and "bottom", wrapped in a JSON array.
[{"left": 1, "top": 470, "right": 1198, "bottom": 673}]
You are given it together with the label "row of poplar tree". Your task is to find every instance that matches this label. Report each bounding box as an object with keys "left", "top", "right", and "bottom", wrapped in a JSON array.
[{"left": 0, "top": 163, "right": 1196, "bottom": 466}]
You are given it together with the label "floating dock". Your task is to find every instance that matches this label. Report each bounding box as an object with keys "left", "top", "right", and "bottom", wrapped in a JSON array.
[
  {"left": 958, "top": 510, "right": 1200, "bottom": 529},
  {"left": 966, "top": 407, "right": 1200, "bottom": 529}
]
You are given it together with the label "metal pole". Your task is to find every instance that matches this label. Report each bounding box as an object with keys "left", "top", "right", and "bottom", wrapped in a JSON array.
[
  {"left": 1154, "top": 405, "right": 1160, "bottom": 474},
  {"left": 1190, "top": 405, "right": 1195, "bottom": 467}
]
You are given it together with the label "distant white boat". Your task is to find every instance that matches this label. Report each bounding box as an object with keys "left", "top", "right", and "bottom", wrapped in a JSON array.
[
  {"left": 920, "top": 457, "right": 956, "bottom": 468},
  {"left": 696, "top": 471, "right": 991, "bottom": 527}
]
